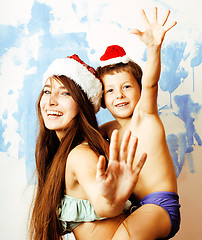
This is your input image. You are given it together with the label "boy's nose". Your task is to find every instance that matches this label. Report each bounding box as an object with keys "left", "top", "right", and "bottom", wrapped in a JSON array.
[{"left": 116, "top": 90, "right": 124, "bottom": 99}]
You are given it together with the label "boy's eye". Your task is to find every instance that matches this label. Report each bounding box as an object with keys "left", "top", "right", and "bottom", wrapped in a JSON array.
[
  {"left": 105, "top": 89, "right": 114, "bottom": 94},
  {"left": 123, "top": 85, "right": 131, "bottom": 89}
]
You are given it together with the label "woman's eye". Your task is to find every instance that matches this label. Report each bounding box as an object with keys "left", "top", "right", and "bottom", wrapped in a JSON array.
[
  {"left": 61, "top": 92, "right": 70, "bottom": 96},
  {"left": 44, "top": 90, "right": 51, "bottom": 94}
]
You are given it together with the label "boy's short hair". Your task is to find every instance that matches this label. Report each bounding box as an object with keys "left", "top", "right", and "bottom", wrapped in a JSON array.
[{"left": 97, "top": 60, "right": 142, "bottom": 108}]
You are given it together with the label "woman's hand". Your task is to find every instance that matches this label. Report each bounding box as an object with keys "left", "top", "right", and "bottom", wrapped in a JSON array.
[
  {"left": 130, "top": 7, "right": 177, "bottom": 47},
  {"left": 96, "top": 129, "right": 147, "bottom": 207}
]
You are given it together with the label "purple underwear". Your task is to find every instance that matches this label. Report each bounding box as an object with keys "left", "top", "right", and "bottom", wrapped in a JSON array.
[{"left": 131, "top": 191, "right": 181, "bottom": 239}]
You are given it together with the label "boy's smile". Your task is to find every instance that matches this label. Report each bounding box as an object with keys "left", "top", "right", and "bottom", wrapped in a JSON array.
[
  {"left": 115, "top": 102, "right": 129, "bottom": 108},
  {"left": 102, "top": 71, "right": 141, "bottom": 121}
]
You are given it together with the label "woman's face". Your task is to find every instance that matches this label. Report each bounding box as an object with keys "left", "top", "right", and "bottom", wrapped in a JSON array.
[{"left": 40, "top": 77, "right": 79, "bottom": 140}]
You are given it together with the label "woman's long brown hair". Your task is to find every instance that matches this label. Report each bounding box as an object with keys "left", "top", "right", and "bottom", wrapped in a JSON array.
[{"left": 28, "top": 76, "right": 108, "bottom": 240}]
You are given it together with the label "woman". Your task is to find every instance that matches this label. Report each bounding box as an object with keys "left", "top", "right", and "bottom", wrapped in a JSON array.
[{"left": 28, "top": 54, "right": 147, "bottom": 240}]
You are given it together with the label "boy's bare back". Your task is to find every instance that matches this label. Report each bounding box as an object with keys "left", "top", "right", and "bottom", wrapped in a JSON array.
[{"left": 113, "top": 107, "right": 177, "bottom": 200}]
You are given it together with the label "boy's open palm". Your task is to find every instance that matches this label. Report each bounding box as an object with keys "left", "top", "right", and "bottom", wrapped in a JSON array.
[
  {"left": 130, "top": 7, "right": 177, "bottom": 47},
  {"left": 96, "top": 129, "right": 147, "bottom": 206}
]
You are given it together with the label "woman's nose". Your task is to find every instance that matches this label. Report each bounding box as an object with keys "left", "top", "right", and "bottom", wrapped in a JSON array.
[{"left": 49, "top": 94, "right": 58, "bottom": 105}]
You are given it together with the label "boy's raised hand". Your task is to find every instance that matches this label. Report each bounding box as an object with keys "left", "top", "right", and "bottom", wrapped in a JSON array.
[
  {"left": 96, "top": 129, "right": 147, "bottom": 207},
  {"left": 130, "top": 7, "right": 177, "bottom": 47}
]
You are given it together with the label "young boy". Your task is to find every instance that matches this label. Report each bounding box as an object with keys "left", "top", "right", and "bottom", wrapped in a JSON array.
[{"left": 97, "top": 8, "right": 181, "bottom": 240}]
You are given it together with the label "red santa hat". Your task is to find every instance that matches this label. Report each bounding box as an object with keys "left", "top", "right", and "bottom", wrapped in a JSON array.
[
  {"left": 99, "top": 45, "right": 130, "bottom": 67},
  {"left": 43, "top": 54, "right": 102, "bottom": 113}
]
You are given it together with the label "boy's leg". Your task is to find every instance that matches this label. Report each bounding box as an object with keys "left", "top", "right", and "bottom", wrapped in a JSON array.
[{"left": 112, "top": 204, "right": 171, "bottom": 240}]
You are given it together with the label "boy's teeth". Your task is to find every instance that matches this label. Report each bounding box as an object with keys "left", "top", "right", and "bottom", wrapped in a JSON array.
[{"left": 117, "top": 103, "right": 127, "bottom": 107}]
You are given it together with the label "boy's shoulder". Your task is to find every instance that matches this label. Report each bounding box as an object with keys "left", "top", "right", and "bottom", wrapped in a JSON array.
[{"left": 99, "top": 120, "right": 119, "bottom": 140}]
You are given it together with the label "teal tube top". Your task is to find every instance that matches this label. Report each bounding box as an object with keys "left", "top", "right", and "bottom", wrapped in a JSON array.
[{"left": 58, "top": 194, "right": 131, "bottom": 233}]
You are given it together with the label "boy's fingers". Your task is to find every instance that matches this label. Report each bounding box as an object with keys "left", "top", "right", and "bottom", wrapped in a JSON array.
[
  {"left": 161, "top": 9, "right": 170, "bottom": 26},
  {"left": 140, "top": 9, "right": 150, "bottom": 25},
  {"left": 109, "top": 129, "right": 119, "bottom": 162},
  {"left": 120, "top": 130, "right": 131, "bottom": 162},
  {"left": 153, "top": 7, "right": 158, "bottom": 23},
  {"left": 127, "top": 136, "right": 138, "bottom": 168},
  {"left": 130, "top": 28, "right": 141, "bottom": 35},
  {"left": 134, "top": 153, "right": 147, "bottom": 175},
  {"left": 96, "top": 156, "right": 106, "bottom": 181},
  {"left": 165, "top": 21, "right": 177, "bottom": 32}
]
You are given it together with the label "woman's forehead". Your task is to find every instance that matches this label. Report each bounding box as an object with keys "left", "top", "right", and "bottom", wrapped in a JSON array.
[{"left": 44, "top": 77, "right": 65, "bottom": 88}]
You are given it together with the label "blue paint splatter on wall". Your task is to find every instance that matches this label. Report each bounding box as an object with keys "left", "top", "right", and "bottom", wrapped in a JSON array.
[
  {"left": 174, "top": 94, "right": 201, "bottom": 147},
  {"left": 191, "top": 42, "right": 202, "bottom": 91},
  {"left": 157, "top": 42, "right": 202, "bottom": 176},
  {"left": 0, "top": 119, "right": 9, "bottom": 152},
  {"left": 0, "top": 25, "right": 24, "bottom": 55},
  {"left": 27, "top": 1, "right": 51, "bottom": 34},
  {"left": 160, "top": 42, "right": 188, "bottom": 107},
  {"left": 167, "top": 134, "right": 185, "bottom": 177},
  {"left": 168, "top": 94, "right": 202, "bottom": 175},
  {"left": 191, "top": 43, "right": 202, "bottom": 68}
]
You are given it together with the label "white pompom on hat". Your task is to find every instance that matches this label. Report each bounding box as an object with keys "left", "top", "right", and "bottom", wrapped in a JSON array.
[
  {"left": 43, "top": 54, "right": 103, "bottom": 113},
  {"left": 99, "top": 45, "right": 130, "bottom": 67}
]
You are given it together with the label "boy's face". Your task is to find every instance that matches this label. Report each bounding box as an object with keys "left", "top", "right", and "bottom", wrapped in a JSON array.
[{"left": 102, "top": 71, "right": 141, "bottom": 120}]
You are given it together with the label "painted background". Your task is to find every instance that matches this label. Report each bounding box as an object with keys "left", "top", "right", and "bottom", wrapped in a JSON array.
[{"left": 0, "top": 0, "right": 202, "bottom": 239}]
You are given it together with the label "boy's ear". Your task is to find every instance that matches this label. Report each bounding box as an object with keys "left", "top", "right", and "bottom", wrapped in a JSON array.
[{"left": 101, "top": 94, "right": 106, "bottom": 109}]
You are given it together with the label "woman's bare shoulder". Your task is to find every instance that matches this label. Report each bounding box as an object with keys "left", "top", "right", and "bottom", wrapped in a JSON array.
[
  {"left": 65, "top": 143, "right": 99, "bottom": 195},
  {"left": 67, "top": 143, "right": 98, "bottom": 171}
]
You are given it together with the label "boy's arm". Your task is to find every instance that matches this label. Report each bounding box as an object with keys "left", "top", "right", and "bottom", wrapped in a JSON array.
[
  {"left": 130, "top": 7, "right": 177, "bottom": 114},
  {"left": 68, "top": 130, "right": 146, "bottom": 218},
  {"left": 99, "top": 120, "right": 117, "bottom": 141},
  {"left": 99, "top": 122, "right": 109, "bottom": 139}
]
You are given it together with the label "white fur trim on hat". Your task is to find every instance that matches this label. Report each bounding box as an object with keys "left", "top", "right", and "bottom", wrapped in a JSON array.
[
  {"left": 43, "top": 56, "right": 102, "bottom": 113},
  {"left": 100, "top": 55, "right": 130, "bottom": 67}
]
